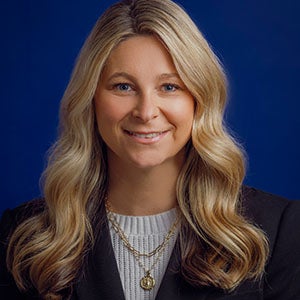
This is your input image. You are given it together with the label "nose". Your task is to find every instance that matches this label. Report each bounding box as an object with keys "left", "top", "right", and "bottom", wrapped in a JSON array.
[{"left": 132, "top": 92, "right": 159, "bottom": 122}]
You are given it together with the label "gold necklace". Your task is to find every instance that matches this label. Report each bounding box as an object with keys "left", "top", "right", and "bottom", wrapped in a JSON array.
[{"left": 106, "top": 202, "right": 180, "bottom": 291}]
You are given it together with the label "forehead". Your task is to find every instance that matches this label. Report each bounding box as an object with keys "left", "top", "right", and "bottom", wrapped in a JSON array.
[{"left": 101, "top": 35, "right": 177, "bottom": 77}]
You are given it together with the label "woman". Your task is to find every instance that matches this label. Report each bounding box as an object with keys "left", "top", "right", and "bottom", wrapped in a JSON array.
[{"left": 0, "top": 0, "right": 299, "bottom": 299}]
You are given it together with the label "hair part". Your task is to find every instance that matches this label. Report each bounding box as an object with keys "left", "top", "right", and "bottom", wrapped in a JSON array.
[{"left": 7, "top": 0, "right": 268, "bottom": 298}]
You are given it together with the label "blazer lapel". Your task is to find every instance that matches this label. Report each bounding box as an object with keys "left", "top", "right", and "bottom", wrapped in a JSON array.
[
  {"left": 155, "top": 242, "right": 183, "bottom": 300},
  {"left": 73, "top": 215, "right": 260, "bottom": 300},
  {"left": 75, "top": 218, "right": 126, "bottom": 300},
  {"left": 155, "top": 242, "right": 225, "bottom": 300}
]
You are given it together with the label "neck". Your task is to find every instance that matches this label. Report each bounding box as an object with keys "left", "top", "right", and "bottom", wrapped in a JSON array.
[{"left": 107, "top": 157, "right": 182, "bottom": 216}]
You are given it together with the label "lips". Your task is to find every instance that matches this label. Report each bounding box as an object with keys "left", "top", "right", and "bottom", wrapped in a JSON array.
[
  {"left": 126, "top": 131, "right": 164, "bottom": 139},
  {"left": 124, "top": 129, "right": 169, "bottom": 139}
]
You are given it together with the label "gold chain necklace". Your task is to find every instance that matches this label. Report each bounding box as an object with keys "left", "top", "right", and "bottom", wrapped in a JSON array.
[{"left": 106, "top": 201, "right": 180, "bottom": 291}]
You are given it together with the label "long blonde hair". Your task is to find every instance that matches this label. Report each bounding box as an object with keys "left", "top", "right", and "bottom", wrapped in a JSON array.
[{"left": 7, "top": 0, "right": 268, "bottom": 298}]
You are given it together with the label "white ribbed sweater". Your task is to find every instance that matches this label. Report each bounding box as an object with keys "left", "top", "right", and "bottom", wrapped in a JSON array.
[{"left": 108, "top": 208, "right": 178, "bottom": 300}]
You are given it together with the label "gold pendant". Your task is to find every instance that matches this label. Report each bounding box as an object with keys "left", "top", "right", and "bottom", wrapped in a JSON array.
[{"left": 140, "top": 271, "right": 155, "bottom": 290}]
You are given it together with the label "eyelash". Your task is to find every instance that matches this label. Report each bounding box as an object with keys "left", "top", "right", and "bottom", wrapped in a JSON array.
[
  {"left": 113, "top": 83, "right": 133, "bottom": 92},
  {"left": 111, "top": 82, "right": 181, "bottom": 93},
  {"left": 161, "top": 83, "right": 181, "bottom": 92}
]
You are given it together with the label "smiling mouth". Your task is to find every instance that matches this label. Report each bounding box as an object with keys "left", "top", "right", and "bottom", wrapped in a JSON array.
[{"left": 125, "top": 130, "right": 167, "bottom": 139}]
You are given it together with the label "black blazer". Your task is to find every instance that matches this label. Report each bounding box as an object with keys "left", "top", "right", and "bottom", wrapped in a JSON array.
[{"left": 1, "top": 186, "right": 300, "bottom": 299}]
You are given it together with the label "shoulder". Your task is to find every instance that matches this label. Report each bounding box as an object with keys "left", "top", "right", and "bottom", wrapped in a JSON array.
[
  {"left": 240, "top": 185, "right": 300, "bottom": 242},
  {"left": 240, "top": 185, "right": 294, "bottom": 219},
  {"left": 0, "top": 199, "right": 45, "bottom": 298},
  {"left": 241, "top": 186, "right": 300, "bottom": 298},
  {"left": 240, "top": 185, "right": 300, "bottom": 254},
  {"left": 0, "top": 199, "right": 46, "bottom": 244}
]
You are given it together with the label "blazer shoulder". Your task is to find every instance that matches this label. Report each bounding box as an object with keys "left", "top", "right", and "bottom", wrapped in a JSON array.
[
  {"left": 240, "top": 186, "right": 300, "bottom": 250},
  {"left": 0, "top": 199, "right": 46, "bottom": 299},
  {"left": 0, "top": 199, "right": 46, "bottom": 242},
  {"left": 241, "top": 185, "right": 300, "bottom": 248},
  {"left": 240, "top": 186, "right": 293, "bottom": 223},
  {"left": 240, "top": 187, "right": 300, "bottom": 298}
]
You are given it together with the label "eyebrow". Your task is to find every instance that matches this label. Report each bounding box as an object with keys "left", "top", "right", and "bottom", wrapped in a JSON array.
[
  {"left": 107, "top": 72, "right": 181, "bottom": 82},
  {"left": 158, "top": 73, "right": 181, "bottom": 80},
  {"left": 107, "top": 72, "right": 135, "bottom": 82}
]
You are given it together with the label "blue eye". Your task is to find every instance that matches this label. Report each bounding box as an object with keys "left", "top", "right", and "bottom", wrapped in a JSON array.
[
  {"left": 114, "top": 83, "right": 132, "bottom": 91},
  {"left": 162, "top": 84, "right": 179, "bottom": 92}
]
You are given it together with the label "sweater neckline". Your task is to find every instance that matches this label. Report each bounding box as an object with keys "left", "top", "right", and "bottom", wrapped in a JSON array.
[{"left": 108, "top": 207, "right": 178, "bottom": 235}]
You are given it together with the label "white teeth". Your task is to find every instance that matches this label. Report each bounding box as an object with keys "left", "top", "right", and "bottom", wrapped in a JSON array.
[{"left": 128, "top": 131, "right": 162, "bottom": 139}]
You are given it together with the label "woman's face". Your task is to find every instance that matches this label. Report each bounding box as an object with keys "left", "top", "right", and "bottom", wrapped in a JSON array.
[{"left": 94, "top": 35, "right": 194, "bottom": 169}]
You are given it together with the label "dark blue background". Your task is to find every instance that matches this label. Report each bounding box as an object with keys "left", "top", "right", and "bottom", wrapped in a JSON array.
[{"left": 1, "top": 0, "right": 299, "bottom": 214}]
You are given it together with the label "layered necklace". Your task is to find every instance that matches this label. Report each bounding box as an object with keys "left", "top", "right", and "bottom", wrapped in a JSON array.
[{"left": 106, "top": 201, "right": 180, "bottom": 291}]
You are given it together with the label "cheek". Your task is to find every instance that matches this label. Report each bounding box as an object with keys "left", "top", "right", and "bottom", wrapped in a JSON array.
[
  {"left": 94, "top": 103, "right": 118, "bottom": 146},
  {"left": 94, "top": 99, "right": 127, "bottom": 128},
  {"left": 168, "top": 98, "right": 195, "bottom": 129}
]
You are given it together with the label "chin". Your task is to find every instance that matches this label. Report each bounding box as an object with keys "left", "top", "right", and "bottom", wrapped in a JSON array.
[
  {"left": 127, "top": 153, "right": 180, "bottom": 170},
  {"left": 128, "top": 159, "right": 165, "bottom": 170}
]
